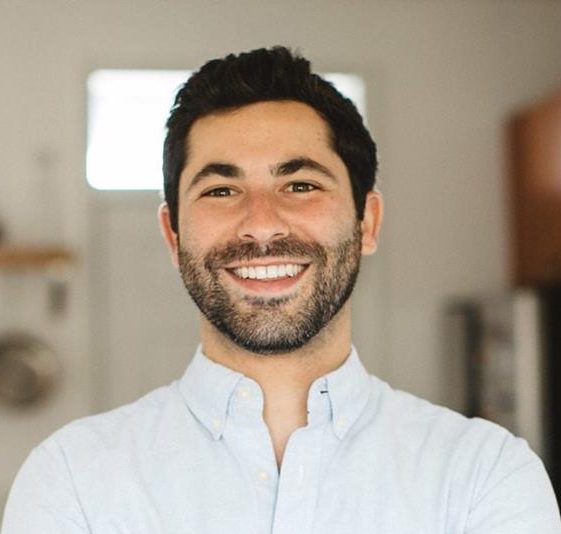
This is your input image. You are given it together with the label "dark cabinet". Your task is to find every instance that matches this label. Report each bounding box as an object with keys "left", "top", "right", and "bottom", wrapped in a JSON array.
[{"left": 508, "top": 91, "right": 561, "bottom": 286}]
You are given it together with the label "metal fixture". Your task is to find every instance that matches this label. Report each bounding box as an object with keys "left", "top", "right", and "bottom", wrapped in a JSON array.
[{"left": 0, "top": 333, "right": 60, "bottom": 406}]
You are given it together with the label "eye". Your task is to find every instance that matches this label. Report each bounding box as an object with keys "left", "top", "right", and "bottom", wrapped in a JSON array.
[
  {"left": 286, "top": 182, "right": 318, "bottom": 193},
  {"left": 202, "top": 187, "right": 236, "bottom": 197}
]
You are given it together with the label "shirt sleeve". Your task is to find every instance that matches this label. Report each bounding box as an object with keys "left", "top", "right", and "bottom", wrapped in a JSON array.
[
  {"left": 1, "top": 439, "right": 90, "bottom": 534},
  {"left": 466, "top": 434, "right": 561, "bottom": 534}
]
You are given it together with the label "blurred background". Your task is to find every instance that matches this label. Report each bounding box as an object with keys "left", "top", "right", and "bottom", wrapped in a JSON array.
[{"left": 1, "top": 0, "right": 561, "bottom": 514}]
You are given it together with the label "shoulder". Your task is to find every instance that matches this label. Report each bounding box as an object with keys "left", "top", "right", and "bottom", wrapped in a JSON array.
[
  {"left": 2, "top": 383, "right": 191, "bottom": 532},
  {"left": 365, "top": 376, "right": 560, "bottom": 529},
  {"left": 36, "top": 380, "right": 190, "bottom": 466},
  {"left": 369, "top": 374, "right": 516, "bottom": 450},
  {"left": 364, "top": 374, "right": 545, "bottom": 488}
]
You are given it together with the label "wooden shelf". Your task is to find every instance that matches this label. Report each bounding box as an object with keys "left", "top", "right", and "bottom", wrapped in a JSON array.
[{"left": 0, "top": 246, "right": 75, "bottom": 270}]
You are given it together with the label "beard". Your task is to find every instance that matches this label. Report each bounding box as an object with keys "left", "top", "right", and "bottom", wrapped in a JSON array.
[{"left": 177, "top": 225, "right": 362, "bottom": 355}]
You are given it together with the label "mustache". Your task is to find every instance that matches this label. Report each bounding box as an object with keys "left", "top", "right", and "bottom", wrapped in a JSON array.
[{"left": 203, "top": 237, "right": 328, "bottom": 271}]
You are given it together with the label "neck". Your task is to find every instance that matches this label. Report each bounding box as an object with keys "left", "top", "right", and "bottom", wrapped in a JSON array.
[
  {"left": 199, "top": 304, "right": 352, "bottom": 467},
  {"left": 199, "top": 303, "right": 352, "bottom": 393}
]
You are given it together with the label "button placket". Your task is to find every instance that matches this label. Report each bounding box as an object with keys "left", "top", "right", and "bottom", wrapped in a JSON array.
[
  {"left": 271, "top": 423, "right": 327, "bottom": 534},
  {"left": 225, "top": 378, "right": 279, "bottom": 533}
]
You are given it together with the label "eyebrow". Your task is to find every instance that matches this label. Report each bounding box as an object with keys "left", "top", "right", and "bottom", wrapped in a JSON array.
[
  {"left": 272, "top": 157, "right": 336, "bottom": 181},
  {"left": 187, "top": 157, "right": 336, "bottom": 191},
  {"left": 189, "top": 162, "right": 241, "bottom": 189}
]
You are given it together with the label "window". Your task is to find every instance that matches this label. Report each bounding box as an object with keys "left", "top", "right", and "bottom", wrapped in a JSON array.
[{"left": 86, "top": 70, "right": 366, "bottom": 190}]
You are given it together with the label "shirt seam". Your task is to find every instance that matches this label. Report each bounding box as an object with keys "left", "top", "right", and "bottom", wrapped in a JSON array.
[
  {"left": 469, "top": 436, "right": 538, "bottom": 510},
  {"left": 52, "top": 437, "right": 94, "bottom": 534}
]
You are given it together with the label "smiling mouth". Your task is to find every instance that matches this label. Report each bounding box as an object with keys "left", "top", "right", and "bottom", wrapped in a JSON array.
[{"left": 228, "top": 263, "right": 307, "bottom": 281}]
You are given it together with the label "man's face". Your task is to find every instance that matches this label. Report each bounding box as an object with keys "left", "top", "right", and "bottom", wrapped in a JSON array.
[{"left": 168, "top": 101, "right": 375, "bottom": 354}]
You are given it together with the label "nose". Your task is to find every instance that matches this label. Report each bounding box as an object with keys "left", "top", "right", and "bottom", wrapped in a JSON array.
[{"left": 236, "top": 192, "right": 290, "bottom": 245}]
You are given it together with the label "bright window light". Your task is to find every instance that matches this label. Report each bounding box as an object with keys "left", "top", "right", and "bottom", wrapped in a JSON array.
[{"left": 86, "top": 70, "right": 366, "bottom": 190}]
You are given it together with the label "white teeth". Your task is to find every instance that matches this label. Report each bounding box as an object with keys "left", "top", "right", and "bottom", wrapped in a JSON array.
[{"left": 232, "top": 263, "right": 305, "bottom": 280}]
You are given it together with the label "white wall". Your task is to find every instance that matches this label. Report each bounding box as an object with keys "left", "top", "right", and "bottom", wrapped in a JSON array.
[{"left": 1, "top": 0, "right": 561, "bottom": 453}]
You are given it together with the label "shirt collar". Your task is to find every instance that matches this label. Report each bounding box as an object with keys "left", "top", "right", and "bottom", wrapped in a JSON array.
[{"left": 177, "top": 345, "right": 372, "bottom": 441}]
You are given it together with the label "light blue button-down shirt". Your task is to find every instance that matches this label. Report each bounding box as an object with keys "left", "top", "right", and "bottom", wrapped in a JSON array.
[{"left": 2, "top": 346, "right": 560, "bottom": 533}]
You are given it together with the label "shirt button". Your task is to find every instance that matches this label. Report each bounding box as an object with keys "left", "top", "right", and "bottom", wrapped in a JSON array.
[
  {"left": 336, "top": 416, "right": 347, "bottom": 429},
  {"left": 238, "top": 386, "right": 251, "bottom": 399},
  {"left": 212, "top": 418, "right": 222, "bottom": 431},
  {"left": 257, "top": 470, "right": 270, "bottom": 482}
]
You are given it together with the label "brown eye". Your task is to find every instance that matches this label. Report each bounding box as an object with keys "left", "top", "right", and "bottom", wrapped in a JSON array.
[
  {"left": 287, "top": 182, "right": 317, "bottom": 193},
  {"left": 205, "top": 187, "right": 234, "bottom": 197}
]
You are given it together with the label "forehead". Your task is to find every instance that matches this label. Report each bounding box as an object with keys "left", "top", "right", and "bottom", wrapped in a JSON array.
[{"left": 185, "top": 101, "right": 334, "bottom": 159}]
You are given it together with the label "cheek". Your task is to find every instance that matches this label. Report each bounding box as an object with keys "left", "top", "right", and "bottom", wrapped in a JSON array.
[
  {"left": 179, "top": 214, "right": 232, "bottom": 258},
  {"left": 296, "top": 196, "right": 356, "bottom": 243}
]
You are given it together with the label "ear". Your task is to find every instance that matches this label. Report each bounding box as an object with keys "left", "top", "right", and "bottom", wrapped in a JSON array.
[
  {"left": 158, "top": 202, "right": 180, "bottom": 268},
  {"left": 360, "top": 191, "right": 383, "bottom": 255}
]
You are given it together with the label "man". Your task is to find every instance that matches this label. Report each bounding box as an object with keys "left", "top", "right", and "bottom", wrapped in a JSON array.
[{"left": 2, "top": 46, "right": 560, "bottom": 533}]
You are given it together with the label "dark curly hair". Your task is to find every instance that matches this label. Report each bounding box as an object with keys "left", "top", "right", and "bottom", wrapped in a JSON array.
[{"left": 163, "top": 46, "right": 378, "bottom": 232}]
